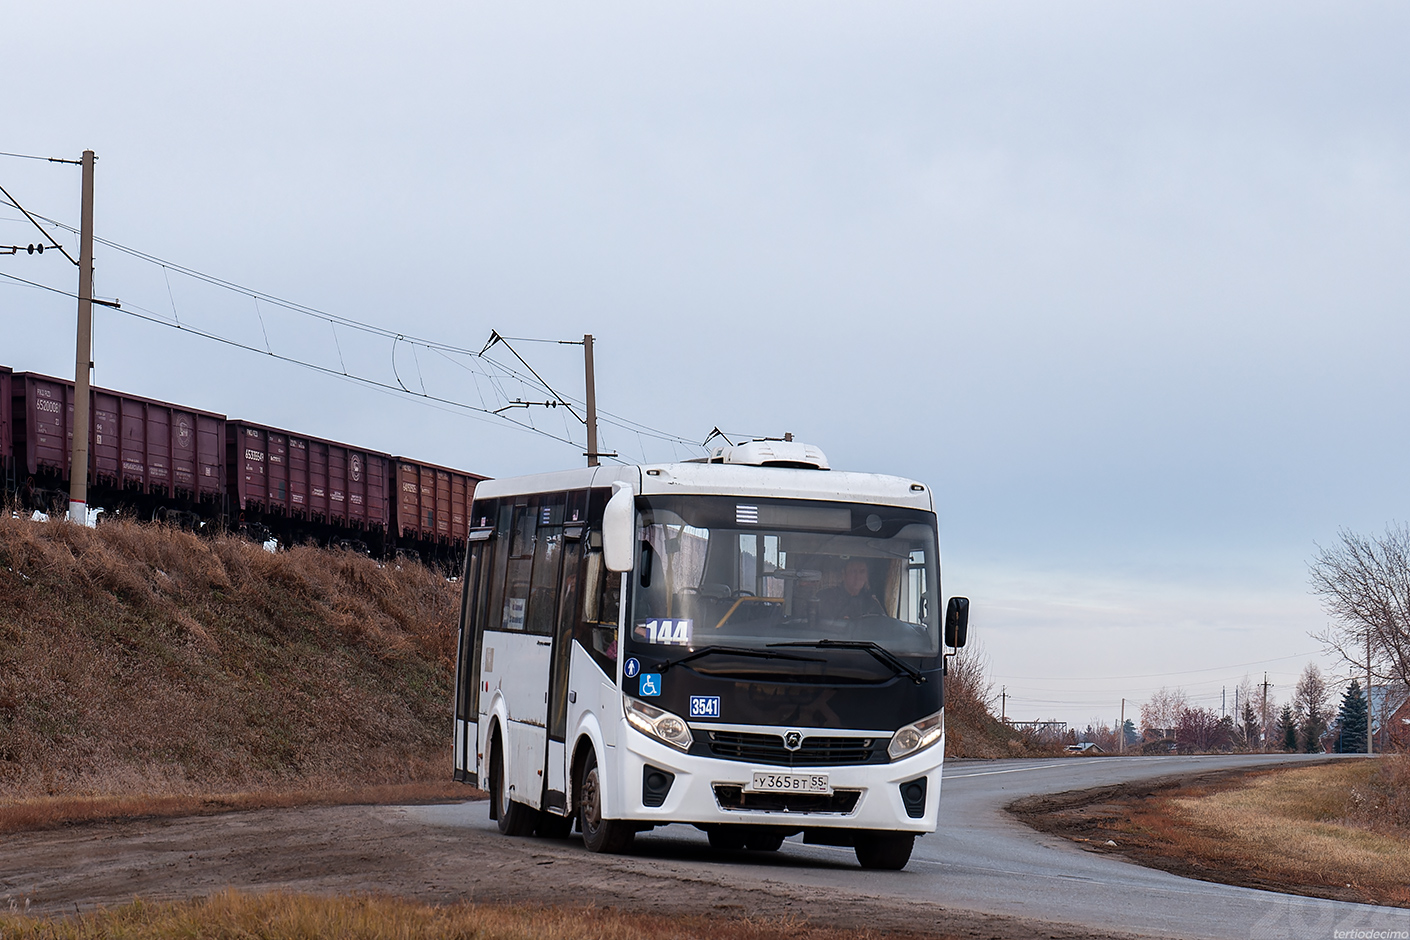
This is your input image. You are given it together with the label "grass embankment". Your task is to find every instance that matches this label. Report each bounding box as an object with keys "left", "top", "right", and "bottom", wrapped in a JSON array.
[
  {"left": 0, "top": 891, "right": 928, "bottom": 940},
  {"left": 1151, "top": 757, "right": 1410, "bottom": 906},
  {"left": 0, "top": 514, "right": 469, "bottom": 827},
  {"left": 1020, "top": 756, "right": 1410, "bottom": 907}
]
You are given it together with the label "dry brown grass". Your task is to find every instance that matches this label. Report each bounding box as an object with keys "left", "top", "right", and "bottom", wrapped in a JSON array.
[
  {"left": 1342, "top": 752, "right": 1410, "bottom": 832},
  {"left": 0, "top": 515, "right": 460, "bottom": 806},
  {"left": 1124, "top": 759, "right": 1410, "bottom": 906},
  {"left": 0, "top": 890, "right": 944, "bottom": 940},
  {"left": 0, "top": 781, "right": 480, "bottom": 833}
]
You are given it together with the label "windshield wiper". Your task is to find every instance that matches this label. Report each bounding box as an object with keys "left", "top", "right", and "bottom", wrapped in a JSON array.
[
  {"left": 767, "top": 639, "right": 927, "bottom": 684},
  {"left": 656, "top": 645, "right": 826, "bottom": 672}
]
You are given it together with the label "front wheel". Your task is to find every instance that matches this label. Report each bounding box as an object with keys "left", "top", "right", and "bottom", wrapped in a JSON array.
[
  {"left": 707, "top": 827, "right": 747, "bottom": 851},
  {"left": 854, "top": 831, "right": 915, "bottom": 870},
  {"left": 745, "top": 831, "right": 785, "bottom": 852},
  {"left": 578, "top": 749, "right": 635, "bottom": 854}
]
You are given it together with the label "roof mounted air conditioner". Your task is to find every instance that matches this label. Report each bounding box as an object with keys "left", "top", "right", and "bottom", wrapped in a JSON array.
[{"left": 708, "top": 440, "right": 830, "bottom": 470}]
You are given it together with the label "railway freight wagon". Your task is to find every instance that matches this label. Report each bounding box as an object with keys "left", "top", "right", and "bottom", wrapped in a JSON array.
[
  {"left": 391, "top": 458, "right": 486, "bottom": 565},
  {"left": 226, "top": 420, "right": 393, "bottom": 553},
  {"left": 10, "top": 371, "right": 225, "bottom": 519},
  {"left": 1, "top": 363, "right": 490, "bottom": 566},
  {"left": 1, "top": 366, "right": 12, "bottom": 493}
]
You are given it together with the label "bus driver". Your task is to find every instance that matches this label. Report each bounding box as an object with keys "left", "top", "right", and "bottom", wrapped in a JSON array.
[{"left": 817, "top": 558, "right": 885, "bottom": 620}]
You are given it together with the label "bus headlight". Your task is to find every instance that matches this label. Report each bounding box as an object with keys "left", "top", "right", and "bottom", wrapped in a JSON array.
[
  {"left": 887, "top": 709, "right": 944, "bottom": 761},
  {"left": 623, "top": 696, "right": 693, "bottom": 752}
]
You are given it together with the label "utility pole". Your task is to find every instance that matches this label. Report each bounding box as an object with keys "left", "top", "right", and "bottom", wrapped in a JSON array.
[
  {"left": 1261, "top": 672, "right": 1272, "bottom": 753},
  {"left": 1367, "top": 630, "right": 1374, "bottom": 756},
  {"left": 68, "top": 150, "right": 95, "bottom": 525},
  {"left": 1119, "top": 698, "right": 1125, "bottom": 754},
  {"left": 1000, "top": 686, "right": 1007, "bottom": 723},
  {"left": 583, "top": 334, "right": 599, "bottom": 467}
]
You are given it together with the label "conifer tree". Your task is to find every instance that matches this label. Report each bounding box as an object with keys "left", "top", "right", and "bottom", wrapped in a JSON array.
[
  {"left": 1279, "top": 704, "right": 1297, "bottom": 751},
  {"left": 1335, "top": 680, "right": 1369, "bottom": 753}
]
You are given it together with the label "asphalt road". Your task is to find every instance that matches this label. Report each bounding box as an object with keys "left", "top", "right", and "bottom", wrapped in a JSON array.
[{"left": 409, "top": 752, "right": 1410, "bottom": 940}]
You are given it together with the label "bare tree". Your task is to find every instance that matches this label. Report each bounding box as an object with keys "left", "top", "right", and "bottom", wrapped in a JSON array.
[
  {"left": 1140, "top": 687, "right": 1189, "bottom": 737},
  {"left": 1309, "top": 524, "right": 1410, "bottom": 688},
  {"left": 1293, "top": 662, "right": 1329, "bottom": 753},
  {"left": 945, "top": 634, "right": 994, "bottom": 710},
  {"left": 1175, "top": 706, "right": 1226, "bottom": 753}
]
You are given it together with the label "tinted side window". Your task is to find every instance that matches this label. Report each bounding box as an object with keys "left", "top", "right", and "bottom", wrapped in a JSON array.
[
  {"left": 484, "top": 503, "right": 512, "bottom": 632},
  {"left": 573, "top": 488, "right": 620, "bottom": 679}
]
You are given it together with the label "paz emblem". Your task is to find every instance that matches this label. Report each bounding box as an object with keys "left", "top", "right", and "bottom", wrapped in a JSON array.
[{"left": 783, "top": 730, "right": 803, "bottom": 751}]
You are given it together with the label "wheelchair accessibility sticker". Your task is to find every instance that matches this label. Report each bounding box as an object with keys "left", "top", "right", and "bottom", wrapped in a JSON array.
[
  {"left": 638, "top": 673, "right": 662, "bottom": 697},
  {"left": 623, "top": 657, "right": 641, "bottom": 679},
  {"left": 689, "top": 695, "right": 721, "bottom": 719}
]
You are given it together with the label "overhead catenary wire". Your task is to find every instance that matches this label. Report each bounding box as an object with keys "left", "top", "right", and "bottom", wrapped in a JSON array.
[
  {"left": 0, "top": 269, "right": 120, "bottom": 307},
  {"left": 0, "top": 151, "right": 83, "bottom": 165},
  {"left": 108, "top": 297, "right": 584, "bottom": 450},
  {"left": 0, "top": 184, "right": 78, "bottom": 266},
  {"left": 5, "top": 201, "right": 707, "bottom": 453}
]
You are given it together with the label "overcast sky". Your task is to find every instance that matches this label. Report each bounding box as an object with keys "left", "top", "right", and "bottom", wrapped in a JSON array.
[{"left": 5, "top": 2, "right": 1407, "bottom": 727}]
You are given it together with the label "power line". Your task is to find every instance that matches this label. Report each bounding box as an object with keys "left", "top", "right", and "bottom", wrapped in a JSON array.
[
  {"left": 0, "top": 151, "right": 83, "bottom": 165},
  {"left": 992, "top": 650, "right": 1321, "bottom": 683}
]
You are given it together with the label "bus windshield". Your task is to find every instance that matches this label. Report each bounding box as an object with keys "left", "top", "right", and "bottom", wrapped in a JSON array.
[{"left": 631, "top": 496, "right": 940, "bottom": 659}]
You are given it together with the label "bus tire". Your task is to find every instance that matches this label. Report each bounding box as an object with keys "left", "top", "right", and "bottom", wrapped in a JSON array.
[
  {"left": 577, "top": 749, "right": 634, "bottom": 854},
  {"left": 490, "top": 731, "right": 538, "bottom": 837},
  {"left": 745, "top": 831, "right": 785, "bottom": 852},
  {"left": 854, "top": 831, "right": 914, "bottom": 870},
  {"left": 707, "top": 827, "right": 746, "bottom": 851}
]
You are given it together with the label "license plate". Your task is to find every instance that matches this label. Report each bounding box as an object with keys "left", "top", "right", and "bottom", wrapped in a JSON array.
[{"left": 747, "top": 771, "right": 831, "bottom": 794}]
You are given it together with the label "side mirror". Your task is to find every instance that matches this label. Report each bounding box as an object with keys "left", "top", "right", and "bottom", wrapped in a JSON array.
[
  {"left": 944, "top": 596, "right": 970, "bottom": 648},
  {"left": 602, "top": 482, "right": 635, "bottom": 573}
]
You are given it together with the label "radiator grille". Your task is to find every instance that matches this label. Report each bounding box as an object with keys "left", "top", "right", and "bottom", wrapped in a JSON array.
[{"left": 704, "top": 730, "right": 881, "bottom": 766}]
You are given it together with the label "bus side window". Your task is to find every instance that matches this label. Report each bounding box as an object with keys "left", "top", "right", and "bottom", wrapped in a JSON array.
[
  {"left": 484, "top": 503, "right": 512, "bottom": 633},
  {"left": 576, "top": 546, "right": 619, "bottom": 678},
  {"left": 525, "top": 495, "right": 565, "bottom": 636},
  {"left": 503, "top": 504, "right": 534, "bottom": 631}
]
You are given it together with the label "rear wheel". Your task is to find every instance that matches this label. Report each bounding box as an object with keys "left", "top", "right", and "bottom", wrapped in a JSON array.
[
  {"left": 854, "top": 831, "right": 915, "bottom": 870},
  {"left": 578, "top": 750, "right": 634, "bottom": 853},
  {"left": 490, "top": 731, "right": 538, "bottom": 837}
]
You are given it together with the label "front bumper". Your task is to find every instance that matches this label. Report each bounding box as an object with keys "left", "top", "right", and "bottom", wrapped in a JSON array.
[{"left": 613, "top": 720, "right": 944, "bottom": 833}]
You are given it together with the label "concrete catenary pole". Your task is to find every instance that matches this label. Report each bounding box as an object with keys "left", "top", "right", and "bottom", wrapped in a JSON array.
[
  {"left": 68, "top": 150, "right": 95, "bottom": 525},
  {"left": 583, "top": 333, "right": 598, "bottom": 468}
]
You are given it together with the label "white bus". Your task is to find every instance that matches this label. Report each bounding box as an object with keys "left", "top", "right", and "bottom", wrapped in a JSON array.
[{"left": 452, "top": 440, "right": 969, "bottom": 870}]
